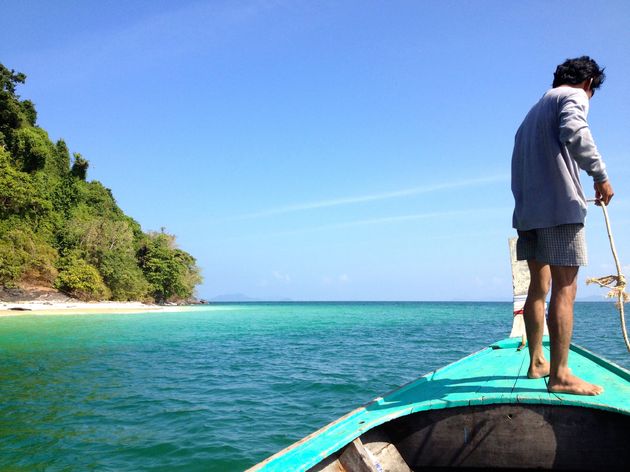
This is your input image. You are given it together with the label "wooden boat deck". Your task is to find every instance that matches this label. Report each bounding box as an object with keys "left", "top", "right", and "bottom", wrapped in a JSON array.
[{"left": 250, "top": 337, "right": 630, "bottom": 471}]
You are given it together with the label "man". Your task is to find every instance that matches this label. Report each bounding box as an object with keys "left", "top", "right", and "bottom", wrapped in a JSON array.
[{"left": 511, "top": 56, "right": 614, "bottom": 396}]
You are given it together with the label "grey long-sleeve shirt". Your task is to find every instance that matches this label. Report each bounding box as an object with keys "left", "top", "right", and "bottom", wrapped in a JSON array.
[{"left": 511, "top": 87, "right": 608, "bottom": 230}]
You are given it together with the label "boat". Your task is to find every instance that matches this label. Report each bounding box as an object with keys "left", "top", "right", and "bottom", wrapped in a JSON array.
[{"left": 249, "top": 240, "right": 630, "bottom": 471}]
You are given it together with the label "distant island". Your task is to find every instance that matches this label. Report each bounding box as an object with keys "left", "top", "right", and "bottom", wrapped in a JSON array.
[{"left": 0, "top": 64, "right": 201, "bottom": 304}]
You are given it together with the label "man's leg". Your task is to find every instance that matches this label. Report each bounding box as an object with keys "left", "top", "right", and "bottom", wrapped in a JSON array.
[
  {"left": 524, "top": 260, "right": 551, "bottom": 378},
  {"left": 547, "top": 266, "right": 603, "bottom": 395}
]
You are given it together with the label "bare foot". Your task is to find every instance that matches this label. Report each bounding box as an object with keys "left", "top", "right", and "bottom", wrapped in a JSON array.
[
  {"left": 548, "top": 374, "right": 604, "bottom": 396},
  {"left": 527, "top": 360, "right": 550, "bottom": 379}
]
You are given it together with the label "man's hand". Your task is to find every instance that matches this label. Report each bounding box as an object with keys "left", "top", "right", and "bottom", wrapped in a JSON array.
[{"left": 594, "top": 180, "right": 614, "bottom": 206}]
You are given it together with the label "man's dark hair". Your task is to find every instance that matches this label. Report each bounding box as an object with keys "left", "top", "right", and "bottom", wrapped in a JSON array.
[{"left": 552, "top": 56, "right": 606, "bottom": 90}]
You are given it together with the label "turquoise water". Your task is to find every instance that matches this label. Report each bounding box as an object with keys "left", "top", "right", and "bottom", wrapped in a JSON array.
[{"left": 0, "top": 302, "right": 627, "bottom": 471}]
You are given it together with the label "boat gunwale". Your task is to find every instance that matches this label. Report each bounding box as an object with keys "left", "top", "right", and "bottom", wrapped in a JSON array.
[
  {"left": 570, "top": 341, "right": 630, "bottom": 381},
  {"left": 248, "top": 338, "right": 630, "bottom": 472},
  {"left": 247, "top": 342, "right": 498, "bottom": 471}
]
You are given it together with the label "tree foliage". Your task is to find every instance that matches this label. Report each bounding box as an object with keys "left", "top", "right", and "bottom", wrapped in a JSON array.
[
  {"left": 99, "top": 251, "right": 150, "bottom": 301},
  {"left": 9, "top": 126, "right": 56, "bottom": 172},
  {"left": 138, "top": 232, "right": 202, "bottom": 303},
  {"left": 0, "top": 147, "right": 52, "bottom": 221},
  {"left": 0, "top": 67, "right": 27, "bottom": 146},
  {"left": 0, "top": 223, "right": 57, "bottom": 287},
  {"left": 71, "top": 153, "right": 88, "bottom": 180},
  {"left": 55, "top": 254, "right": 110, "bottom": 301},
  {"left": 0, "top": 63, "right": 202, "bottom": 303},
  {"left": 52, "top": 139, "right": 70, "bottom": 176}
]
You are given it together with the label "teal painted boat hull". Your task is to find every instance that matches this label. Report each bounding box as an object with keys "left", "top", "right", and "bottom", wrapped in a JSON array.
[{"left": 250, "top": 338, "right": 630, "bottom": 471}]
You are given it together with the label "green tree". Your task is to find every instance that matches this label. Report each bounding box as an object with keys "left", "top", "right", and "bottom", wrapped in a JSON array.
[
  {"left": 57, "top": 211, "right": 151, "bottom": 301},
  {"left": 0, "top": 65, "right": 29, "bottom": 148},
  {"left": 55, "top": 254, "right": 110, "bottom": 301},
  {"left": 0, "top": 65, "right": 26, "bottom": 95},
  {"left": 0, "top": 147, "right": 52, "bottom": 221},
  {"left": 20, "top": 99, "right": 37, "bottom": 126},
  {"left": 9, "top": 126, "right": 55, "bottom": 172},
  {"left": 99, "top": 251, "right": 150, "bottom": 301},
  {"left": 0, "top": 225, "right": 57, "bottom": 287},
  {"left": 77, "top": 181, "right": 122, "bottom": 218},
  {"left": 0, "top": 64, "right": 28, "bottom": 138},
  {"left": 138, "top": 232, "right": 202, "bottom": 303},
  {"left": 50, "top": 139, "right": 71, "bottom": 175},
  {"left": 62, "top": 214, "right": 133, "bottom": 259},
  {"left": 0, "top": 241, "right": 23, "bottom": 286},
  {"left": 71, "top": 152, "right": 88, "bottom": 180}
]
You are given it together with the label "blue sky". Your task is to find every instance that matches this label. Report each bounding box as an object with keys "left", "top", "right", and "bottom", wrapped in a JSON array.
[{"left": 2, "top": 0, "right": 629, "bottom": 301}]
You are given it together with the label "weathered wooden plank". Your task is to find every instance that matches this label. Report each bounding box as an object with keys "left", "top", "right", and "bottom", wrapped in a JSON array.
[
  {"left": 370, "top": 443, "right": 411, "bottom": 472},
  {"left": 309, "top": 455, "right": 346, "bottom": 472},
  {"left": 361, "top": 428, "right": 412, "bottom": 472},
  {"left": 338, "top": 439, "right": 379, "bottom": 472}
]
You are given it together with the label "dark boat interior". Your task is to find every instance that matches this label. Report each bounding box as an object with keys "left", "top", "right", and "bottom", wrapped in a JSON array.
[{"left": 310, "top": 404, "right": 629, "bottom": 471}]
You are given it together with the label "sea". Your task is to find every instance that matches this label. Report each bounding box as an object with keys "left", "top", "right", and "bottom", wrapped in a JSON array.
[{"left": 0, "top": 302, "right": 627, "bottom": 471}]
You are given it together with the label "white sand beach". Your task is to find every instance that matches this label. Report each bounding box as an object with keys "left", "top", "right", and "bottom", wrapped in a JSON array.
[{"left": 0, "top": 300, "right": 185, "bottom": 317}]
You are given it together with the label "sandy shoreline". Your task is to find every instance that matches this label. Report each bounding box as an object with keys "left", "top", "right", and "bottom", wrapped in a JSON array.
[{"left": 0, "top": 301, "right": 186, "bottom": 317}]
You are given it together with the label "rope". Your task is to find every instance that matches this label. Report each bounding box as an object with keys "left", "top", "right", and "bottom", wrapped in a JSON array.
[{"left": 585, "top": 199, "right": 630, "bottom": 352}]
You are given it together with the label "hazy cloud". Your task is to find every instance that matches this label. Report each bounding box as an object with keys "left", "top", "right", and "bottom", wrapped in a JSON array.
[
  {"left": 322, "top": 274, "right": 351, "bottom": 285},
  {"left": 231, "top": 175, "right": 509, "bottom": 220},
  {"left": 272, "top": 270, "right": 291, "bottom": 283},
  {"left": 259, "top": 206, "right": 509, "bottom": 238}
]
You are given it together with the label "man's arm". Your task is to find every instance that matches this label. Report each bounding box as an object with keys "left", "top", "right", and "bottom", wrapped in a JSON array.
[
  {"left": 559, "top": 90, "right": 614, "bottom": 205},
  {"left": 558, "top": 91, "right": 608, "bottom": 183}
]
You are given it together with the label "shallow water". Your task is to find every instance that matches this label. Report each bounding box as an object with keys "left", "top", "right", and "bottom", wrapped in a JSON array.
[{"left": 0, "top": 302, "right": 627, "bottom": 471}]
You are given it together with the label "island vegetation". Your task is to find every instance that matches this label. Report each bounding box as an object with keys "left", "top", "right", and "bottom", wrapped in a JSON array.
[{"left": 0, "top": 64, "right": 201, "bottom": 303}]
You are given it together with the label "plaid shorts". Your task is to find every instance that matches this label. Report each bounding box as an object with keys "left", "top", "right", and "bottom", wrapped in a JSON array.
[{"left": 516, "top": 224, "right": 587, "bottom": 266}]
